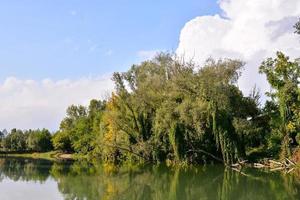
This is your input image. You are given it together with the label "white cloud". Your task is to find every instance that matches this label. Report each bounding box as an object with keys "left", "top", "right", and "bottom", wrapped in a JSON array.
[
  {"left": 0, "top": 75, "right": 114, "bottom": 131},
  {"left": 177, "top": 0, "right": 300, "bottom": 96}
]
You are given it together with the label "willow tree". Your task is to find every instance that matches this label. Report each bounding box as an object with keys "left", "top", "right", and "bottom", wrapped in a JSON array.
[
  {"left": 259, "top": 52, "right": 300, "bottom": 158},
  {"left": 152, "top": 56, "right": 254, "bottom": 164},
  {"left": 197, "top": 59, "right": 248, "bottom": 164},
  {"left": 153, "top": 59, "right": 199, "bottom": 162},
  {"left": 102, "top": 54, "right": 173, "bottom": 162},
  {"left": 99, "top": 54, "right": 262, "bottom": 165}
]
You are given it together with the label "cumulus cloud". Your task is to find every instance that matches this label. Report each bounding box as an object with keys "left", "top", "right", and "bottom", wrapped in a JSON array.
[
  {"left": 0, "top": 75, "right": 114, "bottom": 131},
  {"left": 177, "top": 0, "right": 300, "bottom": 96}
]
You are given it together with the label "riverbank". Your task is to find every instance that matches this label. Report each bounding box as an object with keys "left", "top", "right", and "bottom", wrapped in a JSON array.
[
  {"left": 0, "top": 151, "right": 74, "bottom": 161},
  {"left": 0, "top": 150, "right": 299, "bottom": 171}
]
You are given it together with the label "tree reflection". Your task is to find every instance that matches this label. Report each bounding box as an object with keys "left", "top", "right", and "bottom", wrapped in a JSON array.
[
  {"left": 49, "top": 162, "right": 300, "bottom": 200},
  {"left": 0, "top": 157, "right": 52, "bottom": 182},
  {"left": 0, "top": 157, "right": 299, "bottom": 200}
]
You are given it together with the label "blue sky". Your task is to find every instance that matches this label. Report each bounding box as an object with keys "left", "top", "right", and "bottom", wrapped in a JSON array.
[{"left": 0, "top": 0, "right": 220, "bottom": 81}]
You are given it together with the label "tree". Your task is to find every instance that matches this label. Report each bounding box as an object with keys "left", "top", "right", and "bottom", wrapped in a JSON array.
[
  {"left": 26, "top": 129, "right": 53, "bottom": 152},
  {"left": 259, "top": 52, "right": 300, "bottom": 158},
  {"left": 100, "top": 54, "right": 263, "bottom": 165},
  {"left": 2, "top": 129, "right": 27, "bottom": 152},
  {"left": 52, "top": 131, "right": 73, "bottom": 152},
  {"left": 53, "top": 100, "right": 106, "bottom": 154}
]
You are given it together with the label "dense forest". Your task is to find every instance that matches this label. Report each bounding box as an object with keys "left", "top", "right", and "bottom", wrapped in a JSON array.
[{"left": 1, "top": 20, "right": 300, "bottom": 166}]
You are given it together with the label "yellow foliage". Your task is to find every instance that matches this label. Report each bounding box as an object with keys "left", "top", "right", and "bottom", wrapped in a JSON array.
[
  {"left": 286, "top": 121, "right": 296, "bottom": 133},
  {"left": 103, "top": 93, "right": 119, "bottom": 144}
]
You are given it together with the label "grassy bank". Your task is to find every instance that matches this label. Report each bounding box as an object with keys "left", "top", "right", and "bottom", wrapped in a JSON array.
[{"left": 0, "top": 151, "right": 74, "bottom": 160}]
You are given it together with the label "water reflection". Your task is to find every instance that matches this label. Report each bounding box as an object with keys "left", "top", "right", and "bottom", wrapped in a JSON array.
[
  {"left": 0, "top": 157, "right": 52, "bottom": 183},
  {"left": 0, "top": 157, "right": 299, "bottom": 200}
]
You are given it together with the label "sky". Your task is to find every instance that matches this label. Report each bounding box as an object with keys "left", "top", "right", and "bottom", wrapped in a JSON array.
[
  {"left": 0, "top": 0, "right": 219, "bottom": 80},
  {"left": 0, "top": 0, "right": 299, "bottom": 131}
]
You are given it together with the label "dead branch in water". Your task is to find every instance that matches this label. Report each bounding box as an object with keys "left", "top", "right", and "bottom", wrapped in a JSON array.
[{"left": 252, "top": 158, "right": 296, "bottom": 171}]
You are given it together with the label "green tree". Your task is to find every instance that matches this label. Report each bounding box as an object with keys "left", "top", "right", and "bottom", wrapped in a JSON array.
[
  {"left": 53, "top": 100, "right": 106, "bottom": 154},
  {"left": 101, "top": 54, "right": 263, "bottom": 165},
  {"left": 26, "top": 129, "right": 53, "bottom": 152},
  {"left": 259, "top": 52, "right": 300, "bottom": 158},
  {"left": 2, "top": 129, "right": 27, "bottom": 152},
  {"left": 52, "top": 131, "right": 73, "bottom": 152}
]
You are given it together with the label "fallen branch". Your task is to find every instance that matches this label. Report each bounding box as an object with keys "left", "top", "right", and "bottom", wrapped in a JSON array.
[
  {"left": 254, "top": 163, "right": 266, "bottom": 168},
  {"left": 269, "top": 159, "right": 282, "bottom": 166},
  {"left": 231, "top": 167, "right": 249, "bottom": 177},
  {"left": 285, "top": 158, "right": 296, "bottom": 166},
  {"left": 287, "top": 167, "right": 295, "bottom": 174},
  {"left": 270, "top": 166, "right": 284, "bottom": 171},
  {"left": 231, "top": 163, "right": 240, "bottom": 168}
]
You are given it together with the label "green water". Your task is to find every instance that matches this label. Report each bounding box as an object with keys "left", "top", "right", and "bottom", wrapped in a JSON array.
[{"left": 0, "top": 157, "right": 299, "bottom": 200}]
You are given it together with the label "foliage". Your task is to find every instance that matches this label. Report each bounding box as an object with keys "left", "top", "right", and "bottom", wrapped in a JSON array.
[
  {"left": 2, "top": 129, "right": 27, "bottom": 152},
  {"left": 52, "top": 131, "right": 73, "bottom": 153},
  {"left": 26, "top": 129, "right": 53, "bottom": 152},
  {"left": 259, "top": 52, "right": 300, "bottom": 158},
  {"left": 96, "top": 54, "right": 264, "bottom": 165},
  {"left": 1, "top": 128, "right": 53, "bottom": 152},
  {"left": 52, "top": 99, "right": 106, "bottom": 154},
  {"left": 1, "top": 52, "right": 299, "bottom": 164}
]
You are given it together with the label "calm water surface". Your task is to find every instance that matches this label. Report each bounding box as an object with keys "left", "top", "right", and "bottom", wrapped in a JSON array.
[{"left": 0, "top": 157, "right": 299, "bottom": 200}]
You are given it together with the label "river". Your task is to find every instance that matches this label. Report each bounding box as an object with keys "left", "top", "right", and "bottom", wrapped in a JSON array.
[{"left": 0, "top": 157, "right": 299, "bottom": 200}]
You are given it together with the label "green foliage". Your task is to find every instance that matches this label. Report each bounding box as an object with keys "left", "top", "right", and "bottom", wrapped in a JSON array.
[
  {"left": 52, "top": 99, "right": 106, "bottom": 155},
  {"left": 2, "top": 129, "right": 27, "bottom": 152},
  {"left": 259, "top": 52, "right": 300, "bottom": 158},
  {"left": 52, "top": 131, "right": 72, "bottom": 152},
  {"left": 97, "top": 54, "right": 264, "bottom": 165},
  {"left": 26, "top": 129, "right": 53, "bottom": 152},
  {"left": 1, "top": 128, "right": 53, "bottom": 152},
  {"left": 3, "top": 52, "right": 297, "bottom": 165}
]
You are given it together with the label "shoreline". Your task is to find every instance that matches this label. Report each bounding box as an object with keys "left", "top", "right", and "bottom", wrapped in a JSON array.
[
  {"left": 0, "top": 151, "right": 74, "bottom": 161},
  {"left": 0, "top": 152, "right": 299, "bottom": 172}
]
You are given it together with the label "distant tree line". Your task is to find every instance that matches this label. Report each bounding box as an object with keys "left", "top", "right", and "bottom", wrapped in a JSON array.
[{"left": 0, "top": 128, "right": 52, "bottom": 152}]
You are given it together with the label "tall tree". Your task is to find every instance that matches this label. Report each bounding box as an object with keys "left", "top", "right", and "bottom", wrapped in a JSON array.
[{"left": 259, "top": 52, "right": 300, "bottom": 158}]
